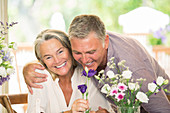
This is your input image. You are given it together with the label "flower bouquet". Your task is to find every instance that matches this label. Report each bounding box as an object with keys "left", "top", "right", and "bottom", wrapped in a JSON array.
[
  {"left": 0, "top": 21, "right": 17, "bottom": 85},
  {"left": 94, "top": 57, "right": 169, "bottom": 113},
  {"left": 78, "top": 67, "right": 97, "bottom": 113}
]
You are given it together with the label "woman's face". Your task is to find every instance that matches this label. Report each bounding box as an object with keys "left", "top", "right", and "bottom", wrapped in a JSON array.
[{"left": 40, "top": 38, "right": 73, "bottom": 77}]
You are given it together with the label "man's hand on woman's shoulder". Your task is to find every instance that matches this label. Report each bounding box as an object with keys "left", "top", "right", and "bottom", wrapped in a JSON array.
[{"left": 23, "top": 62, "right": 47, "bottom": 94}]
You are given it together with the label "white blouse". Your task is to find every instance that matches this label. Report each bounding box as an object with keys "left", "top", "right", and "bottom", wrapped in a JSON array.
[{"left": 27, "top": 66, "right": 114, "bottom": 113}]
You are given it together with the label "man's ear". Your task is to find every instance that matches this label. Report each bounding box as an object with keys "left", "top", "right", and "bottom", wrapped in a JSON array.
[{"left": 104, "top": 34, "right": 109, "bottom": 49}]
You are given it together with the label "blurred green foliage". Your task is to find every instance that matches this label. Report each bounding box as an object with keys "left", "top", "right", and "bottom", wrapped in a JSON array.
[
  {"left": 147, "top": 34, "right": 162, "bottom": 46},
  {"left": 8, "top": 0, "right": 170, "bottom": 42}
]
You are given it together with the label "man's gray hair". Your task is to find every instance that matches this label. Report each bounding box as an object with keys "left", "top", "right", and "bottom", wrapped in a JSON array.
[{"left": 68, "top": 14, "right": 106, "bottom": 43}]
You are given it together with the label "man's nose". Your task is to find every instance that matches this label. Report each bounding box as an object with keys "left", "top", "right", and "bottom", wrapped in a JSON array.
[{"left": 81, "top": 54, "right": 88, "bottom": 64}]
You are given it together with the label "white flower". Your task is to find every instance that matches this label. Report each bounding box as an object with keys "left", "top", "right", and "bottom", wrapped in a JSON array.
[
  {"left": 0, "top": 57, "right": 2, "bottom": 64},
  {"left": 94, "top": 75, "right": 100, "bottom": 80},
  {"left": 109, "top": 65, "right": 114, "bottom": 69},
  {"left": 135, "top": 83, "right": 140, "bottom": 90},
  {"left": 107, "top": 62, "right": 110, "bottom": 66},
  {"left": 110, "top": 57, "right": 115, "bottom": 61},
  {"left": 136, "top": 78, "right": 145, "bottom": 81},
  {"left": 99, "top": 70, "right": 104, "bottom": 74},
  {"left": 101, "top": 84, "right": 111, "bottom": 94},
  {"left": 136, "top": 91, "right": 149, "bottom": 103},
  {"left": 118, "top": 60, "right": 126, "bottom": 66},
  {"left": 127, "top": 99, "right": 130, "bottom": 105},
  {"left": 148, "top": 83, "right": 158, "bottom": 93},
  {"left": 85, "top": 66, "right": 88, "bottom": 73},
  {"left": 0, "top": 66, "right": 7, "bottom": 77},
  {"left": 129, "top": 82, "right": 140, "bottom": 91},
  {"left": 128, "top": 83, "right": 136, "bottom": 90},
  {"left": 106, "top": 70, "right": 115, "bottom": 79},
  {"left": 156, "top": 76, "right": 165, "bottom": 86},
  {"left": 163, "top": 79, "right": 169, "bottom": 85},
  {"left": 122, "top": 70, "right": 132, "bottom": 79},
  {"left": 7, "top": 68, "right": 15, "bottom": 75}
]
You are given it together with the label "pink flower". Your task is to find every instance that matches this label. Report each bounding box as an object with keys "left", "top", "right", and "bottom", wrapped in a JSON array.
[
  {"left": 117, "top": 83, "right": 127, "bottom": 92},
  {"left": 110, "top": 87, "right": 118, "bottom": 96},
  {"left": 115, "top": 92, "right": 125, "bottom": 101}
]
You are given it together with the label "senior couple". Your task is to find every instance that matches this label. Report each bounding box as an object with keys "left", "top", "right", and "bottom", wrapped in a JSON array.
[{"left": 24, "top": 14, "right": 170, "bottom": 113}]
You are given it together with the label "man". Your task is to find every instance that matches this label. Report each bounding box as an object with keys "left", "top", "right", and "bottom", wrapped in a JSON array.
[{"left": 23, "top": 14, "right": 170, "bottom": 113}]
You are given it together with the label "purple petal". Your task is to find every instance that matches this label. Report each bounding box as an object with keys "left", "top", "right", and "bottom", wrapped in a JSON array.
[
  {"left": 158, "top": 88, "right": 161, "bottom": 91},
  {"left": 81, "top": 69, "right": 97, "bottom": 77},
  {"left": 81, "top": 70, "right": 87, "bottom": 77},
  {"left": 88, "top": 69, "right": 97, "bottom": 77},
  {"left": 0, "top": 75, "right": 10, "bottom": 86},
  {"left": 166, "top": 25, "right": 170, "bottom": 32},
  {"left": 161, "top": 35, "right": 167, "bottom": 44},
  {"left": 78, "top": 84, "right": 87, "bottom": 94},
  {"left": 153, "top": 80, "right": 157, "bottom": 85},
  {"left": 0, "top": 21, "right": 3, "bottom": 25}
]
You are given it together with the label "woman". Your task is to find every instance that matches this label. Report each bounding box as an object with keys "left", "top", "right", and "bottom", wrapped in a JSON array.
[{"left": 27, "top": 29, "right": 113, "bottom": 113}]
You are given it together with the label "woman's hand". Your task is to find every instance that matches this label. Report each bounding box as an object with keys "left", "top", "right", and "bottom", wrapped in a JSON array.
[
  {"left": 71, "top": 99, "right": 89, "bottom": 113},
  {"left": 23, "top": 62, "right": 47, "bottom": 94}
]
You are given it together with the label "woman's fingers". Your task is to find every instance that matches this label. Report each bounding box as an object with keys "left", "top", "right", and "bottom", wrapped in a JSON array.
[{"left": 72, "top": 99, "right": 89, "bottom": 112}]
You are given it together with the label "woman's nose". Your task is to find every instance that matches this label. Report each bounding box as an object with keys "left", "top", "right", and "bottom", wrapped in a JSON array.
[{"left": 53, "top": 56, "right": 60, "bottom": 63}]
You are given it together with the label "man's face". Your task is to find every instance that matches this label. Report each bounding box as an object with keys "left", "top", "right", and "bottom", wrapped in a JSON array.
[{"left": 70, "top": 32, "right": 109, "bottom": 70}]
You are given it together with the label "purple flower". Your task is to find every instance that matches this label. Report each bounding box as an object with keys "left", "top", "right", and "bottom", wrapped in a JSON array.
[
  {"left": 166, "top": 25, "right": 170, "bottom": 32},
  {"left": 153, "top": 80, "right": 157, "bottom": 85},
  {"left": 161, "top": 35, "right": 167, "bottom": 44},
  {"left": 78, "top": 84, "right": 87, "bottom": 94},
  {"left": 3, "top": 52, "right": 12, "bottom": 62},
  {"left": 158, "top": 88, "right": 161, "bottom": 91},
  {"left": 81, "top": 69, "right": 97, "bottom": 77},
  {"left": 153, "top": 28, "right": 167, "bottom": 44},
  {"left": 0, "top": 75, "right": 10, "bottom": 85},
  {"left": 0, "top": 21, "right": 3, "bottom": 25}
]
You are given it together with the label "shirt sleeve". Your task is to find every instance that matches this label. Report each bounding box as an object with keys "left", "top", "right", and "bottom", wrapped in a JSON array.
[
  {"left": 27, "top": 69, "right": 50, "bottom": 113},
  {"left": 27, "top": 87, "right": 47, "bottom": 113}
]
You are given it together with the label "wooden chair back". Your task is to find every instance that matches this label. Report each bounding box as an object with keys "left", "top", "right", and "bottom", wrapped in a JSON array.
[{"left": 0, "top": 93, "right": 28, "bottom": 113}]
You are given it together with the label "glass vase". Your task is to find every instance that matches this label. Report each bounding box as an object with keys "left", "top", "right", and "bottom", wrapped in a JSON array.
[{"left": 117, "top": 106, "right": 140, "bottom": 113}]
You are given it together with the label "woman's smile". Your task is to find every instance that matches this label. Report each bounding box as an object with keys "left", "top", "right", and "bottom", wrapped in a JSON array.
[{"left": 55, "top": 61, "right": 67, "bottom": 68}]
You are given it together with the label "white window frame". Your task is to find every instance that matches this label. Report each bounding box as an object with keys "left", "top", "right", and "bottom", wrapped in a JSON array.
[
  {"left": 0, "top": 0, "right": 9, "bottom": 94},
  {"left": 0, "top": 0, "right": 8, "bottom": 112}
]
